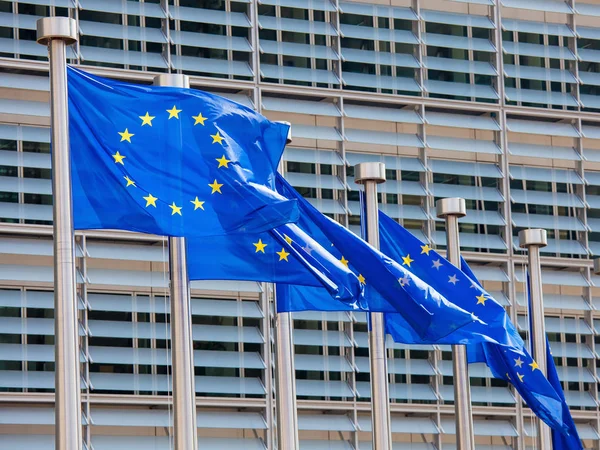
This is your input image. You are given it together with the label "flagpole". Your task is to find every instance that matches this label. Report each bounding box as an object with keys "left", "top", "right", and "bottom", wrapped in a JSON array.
[
  {"left": 518, "top": 229, "right": 552, "bottom": 449},
  {"left": 355, "top": 162, "right": 392, "bottom": 450},
  {"left": 153, "top": 74, "right": 198, "bottom": 450},
  {"left": 273, "top": 122, "right": 300, "bottom": 450},
  {"left": 436, "top": 198, "right": 475, "bottom": 450},
  {"left": 36, "top": 17, "right": 82, "bottom": 450}
]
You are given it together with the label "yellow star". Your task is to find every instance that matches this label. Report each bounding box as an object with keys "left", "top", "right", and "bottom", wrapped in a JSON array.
[
  {"left": 529, "top": 361, "right": 540, "bottom": 372},
  {"left": 402, "top": 254, "right": 414, "bottom": 267},
  {"left": 167, "top": 105, "right": 182, "bottom": 119},
  {"left": 216, "top": 155, "right": 231, "bottom": 168},
  {"left": 112, "top": 151, "right": 126, "bottom": 165},
  {"left": 190, "top": 197, "right": 205, "bottom": 210},
  {"left": 277, "top": 248, "right": 290, "bottom": 262},
  {"left": 340, "top": 256, "right": 349, "bottom": 267},
  {"left": 517, "top": 373, "right": 525, "bottom": 382},
  {"left": 284, "top": 235, "right": 292, "bottom": 244},
  {"left": 476, "top": 294, "right": 487, "bottom": 306},
  {"left": 139, "top": 112, "right": 155, "bottom": 126},
  {"left": 254, "top": 239, "right": 267, "bottom": 253},
  {"left": 192, "top": 112, "right": 207, "bottom": 126},
  {"left": 211, "top": 131, "right": 225, "bottom": 145},
  {"left": 420, "top": 244, "right": 432, "bottom": 255},
  {"left": 118, "top": 128, "right": 134, "bottom": 143},
  {"left": 124, "top": 176, "right": 136, "bottom": 187},
  {"left": 169, "top": 202, "right": 182, "bottom": 216},
  {"left": 505, "top": 372, "right": 511, "bottom": 381},
  {"left": 143, "top": 193, "right": 158, "bottom": 207},
  {"left": 209, "top": 179, "right": 223, "bottom": 194},
  {"left": 358, "top": 274, "right": 366, "bottom": 285}
]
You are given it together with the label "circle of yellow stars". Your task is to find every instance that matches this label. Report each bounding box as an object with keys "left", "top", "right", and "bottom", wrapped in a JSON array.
[{"left": 111, "top": 107, "right": 233, "bottom": 216}]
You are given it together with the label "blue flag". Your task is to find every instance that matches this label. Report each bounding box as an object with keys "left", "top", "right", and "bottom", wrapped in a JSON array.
[
  {"left": 275, "top": 176, "right": 517, "bottom": 343},
  {"left": 68, "top": 67, "right": 297, "bottom": 237},
  {"left": 377, "top": 211, "right": 575, "bottom": 437},
  {"left": 522, "top": 270, "right": 582, "bottom": 450}
]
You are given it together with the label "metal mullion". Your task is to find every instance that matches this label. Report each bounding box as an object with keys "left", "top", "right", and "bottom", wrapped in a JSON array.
[
  {"left": 330, "top": 0, "right": 342, "bottom": 88},
  {"left": 373, "top": 12, "right": 381, "bottom": 93},
  {"left": 78, "top": 234, "right": 92, "bottom": 450},
  {"left": 411, "top": 0, "right": 424, "bottom": 96},
  {"left": 336, "top": 96, "right": 348, "bottom": 226},
  {"left": 308, "top": 7, "right": 317, "bottom": 88},
  {"left": 249, "top": 0, "right": 261, "bottom": 85},
  {"left": 161, "top": 0, "right": 172, "bottom": 71},
  {"left": 16, "top": 134, "right": 24, "bottom": 225},
  {"left": 260, "top": 283, "right": 275, "bottom": 450},
  {"left": 226, "top": 0, "right": 234, "bottom": 80},
  {"left": 419, "top": 104, "right": 433, "bottom": 243},
  {"left": 276, "top": 4, "right": 283, "bottom": 79},
  {"left": 467, "top": 25, "right": 476, "bottom": 103}
]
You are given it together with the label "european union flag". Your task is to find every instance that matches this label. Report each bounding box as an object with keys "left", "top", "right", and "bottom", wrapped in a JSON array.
[
  {"left": 68, "top": 67, "right": 297, "bottom": 237},
  {"left": 464, "top": 262, "right": 580, "bottom": 446},
  {"left": 378, "top": 212, "right": 575, "bottom": 437},
  {"left": 274, "top": 176, "right": 499, "bottom": 342}
]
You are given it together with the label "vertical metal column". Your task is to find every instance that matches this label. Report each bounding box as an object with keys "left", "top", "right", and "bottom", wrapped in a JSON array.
[
  {"left": 436, "top": 198, "right": 475, "bottom": 450},
  {"left": 273, "top": 122, "right": 300, "bottom": 450},
  {"left": 519, "top": 229, "right": 552, "bottom": 449},
  {"left": 355, "top": 162, "right": 392, "bottom": 450},
  {"left": 153, "top": 74, "right": 198, "bottom": 450},
  {"left": 36, "top": 17, "right": 81, "bottom": 450}
]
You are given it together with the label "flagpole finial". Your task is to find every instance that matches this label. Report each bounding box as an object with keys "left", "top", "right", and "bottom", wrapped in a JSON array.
[
  {"left": 593, "top": 258, "right": 600, "bottom": 275},
  {"left": 436, "top": 197, "right": 466, "bottom": 218},
  {"left": 275, "top": 121, "right": 292, "bottom": 144},
  {"left": 153, "top": 74, "right": 190, "bottom": 89},
  {"left": 518, "top": 229, "right": 547, "bottom": 248},
  {"left": 355, "top": 162, "right": 385, "bottom": 184},
  {"left": 36, "top": 17, "right": 77, "bottom": 46}
]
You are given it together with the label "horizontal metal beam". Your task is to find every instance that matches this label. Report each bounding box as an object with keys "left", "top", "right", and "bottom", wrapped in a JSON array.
[{"left": 6, "top": 57, "right": 600, "bottom": 123}]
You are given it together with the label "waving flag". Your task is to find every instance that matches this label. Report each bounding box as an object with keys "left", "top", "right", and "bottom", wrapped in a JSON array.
[
  {"left": 68, "top": 66, "right": 297, "bottom": 237},
  {"left": 379, "top": 211, "right": 578, "bottom": 438}
]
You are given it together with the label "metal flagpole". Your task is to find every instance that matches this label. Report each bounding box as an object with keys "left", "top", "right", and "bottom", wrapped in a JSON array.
[
  {"left": 436, "top": 198, "right": 475, "bottom": 450},
  {"left": 273, "top": 121, "right": 300, "bottom": 450},
  {"left": 518, "top": 229, "right": 552, "bottom": 449},
  {"left": 153, "top": 74, "right": 198, "bottom": 450},
  {"left": 36, "top": 17, "right": 81, "bottom": 450},
  {"left": 355, "top": 162, "right": 392, "bottom": 450}
]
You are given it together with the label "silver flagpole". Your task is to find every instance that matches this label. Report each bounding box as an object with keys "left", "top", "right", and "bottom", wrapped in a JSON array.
[
  {"left": 436, "top": 198, "right": 475, "bottom": 450},
  {"left": 36, "top": 17, "right": 81, "bottom": 450},
  {"left": 518, "top": 229, "right": 552, "bottom": 449},
  {"left": 355, "top": 162, "right": 392, "bottom": 450},
  {"left": 273, "top": 122, "right": 300, "bottom": 450},
  {"left": 153, "top": 74, "right": 198, "bottom": 450}
]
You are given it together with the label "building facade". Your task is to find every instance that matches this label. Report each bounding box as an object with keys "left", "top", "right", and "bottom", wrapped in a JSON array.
[{"left": 1, "top": 0, "right": 600, "bottom": 448}]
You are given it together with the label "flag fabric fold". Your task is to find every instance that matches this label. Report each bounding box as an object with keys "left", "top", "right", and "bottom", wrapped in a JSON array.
[
  {"left": 187, "top": 222, "right": 363, "bottom": 303},
  {"left": 377, "top": 211, "right": 578, "bottom": 440},
  {"left": 68, "top": 66, "right": 297, "bottom": 237}
]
